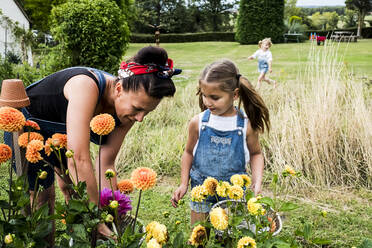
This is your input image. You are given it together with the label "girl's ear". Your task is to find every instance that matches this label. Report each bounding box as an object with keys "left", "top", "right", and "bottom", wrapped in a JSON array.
[{"left": 233, "top": 88, "right": 239, "bottom": 101}]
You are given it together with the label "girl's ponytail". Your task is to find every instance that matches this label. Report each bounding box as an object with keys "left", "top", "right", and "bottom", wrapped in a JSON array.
[{"left": 238, "top": 76, "right": 270, "bottom": 133}]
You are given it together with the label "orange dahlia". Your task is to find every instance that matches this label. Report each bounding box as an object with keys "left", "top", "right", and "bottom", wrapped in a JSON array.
[
  {"left": 44, "top": 138, "right": 53, "bottom": 156},
  {"left": 90, "top": 113, "right": 115, "bottom": 136},
  {"left": 118, "top": 179, "right": 134, "bottom": 194},
  {"left": 25, "top": 140, "right": 43, "bottom": 163},
  {"left": 51, "top": 133, "right": 67, "bottom": 149},
  {"left": 24, "top": 120, "right": 40, "bottom": 131},
  {"left": 131, "top": 167, "right": 157, "bottom": 191},
  {"left": 0, "top": 144, "right": 12, "bottom": 163},
  {"left": 0, "top": 107, "right": 25, "bottom": 132},
  {"left": 18, "top": 132, "right": 44, "bottom": 148}
]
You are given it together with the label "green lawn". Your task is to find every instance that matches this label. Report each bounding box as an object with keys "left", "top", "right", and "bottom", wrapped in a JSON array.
[{"left": 1, "top": 40, "right": 372, "bottom": 247}]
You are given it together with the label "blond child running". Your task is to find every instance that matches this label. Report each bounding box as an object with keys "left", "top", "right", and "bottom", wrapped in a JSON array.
[
  {"left": 248, "top": 38, "right": 277, "bottom": 89},
  {"left": 171, "top": 59, "right": 270, "bottom": 226}
]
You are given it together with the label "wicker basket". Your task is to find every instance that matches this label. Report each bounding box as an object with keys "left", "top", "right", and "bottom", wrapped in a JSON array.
[{"left": 211, "top": 199, "right": 282, "bottom": 236}]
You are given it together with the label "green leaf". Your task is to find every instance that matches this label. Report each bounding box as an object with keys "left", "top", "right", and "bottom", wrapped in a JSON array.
[
  {"left": 69, "top": 199, "right": 88, "bottom": 212},
  {"left": 278, "top": 202, "right": 299, "bottom": 212},
  {"left": 259, "top": 197, "right": 274, "bottom": 208},
  {"left": 359, "top": 239, "right": 372, "bottom": 248},
  {"left": 230, "top": 216, "right": 245, "bottom": 227},
  {"left": 303, "top": 223, "right": 312, "bottom": 240},
  {"left": 173, "top": 232, "right": 184, "bottom": 248},
  {"left": 311, "top": 238, "right": 332, "bottom": 245},
  {"left": 71, "top": 224, "right": 88, "bottom": 241}
]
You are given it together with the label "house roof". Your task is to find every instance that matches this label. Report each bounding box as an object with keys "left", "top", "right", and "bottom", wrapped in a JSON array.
[{"left": 12, "top": 0, "right": 32, "bottom": 24}]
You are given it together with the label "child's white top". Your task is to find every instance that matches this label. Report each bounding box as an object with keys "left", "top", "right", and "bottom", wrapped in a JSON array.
[
  {"left": 193, "top": 111, "right": 250, "bottom": 163},
  {"left": 252, "top": 49, "right": 273, "bottom": 62}
]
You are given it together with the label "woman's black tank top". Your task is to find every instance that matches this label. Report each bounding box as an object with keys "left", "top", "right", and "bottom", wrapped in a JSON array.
[{"left": 26, "top": 67, "right": 100, "bottom": 123}]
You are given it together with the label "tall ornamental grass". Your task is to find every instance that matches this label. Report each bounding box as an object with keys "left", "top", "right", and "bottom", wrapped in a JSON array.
[
  {"left": 262, "top": 40, "right": 372, "bottom": 188},
  {"left": 114, "top": 41, "right": 371, "bottom": 189}
]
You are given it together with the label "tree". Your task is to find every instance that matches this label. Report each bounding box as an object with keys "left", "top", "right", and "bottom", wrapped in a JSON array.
[
  {"left": 199, "top": 0, "right": 237, "bottom": 31},
  {"left": 23, "top": 0, "right": 66, "bottom": 32},
  {"left": 236, "top": 0, "right": 285, "bottom": 44},
  {"left": 345, "top": 0, "right": 372, "bottom": 36},
  {"left": 50, "top": 0, "right": 130, "bottom": 74}
]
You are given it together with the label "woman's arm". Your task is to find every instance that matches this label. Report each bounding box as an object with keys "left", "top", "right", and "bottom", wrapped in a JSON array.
[
  {"left": 171, "top": 115, "right": 199, "bottom": 207},
  {"left": 96, "top": 121, "right": 134, "bottom": 191},
  {"left": 64, "top": 75, "right": 100, "bottom": 204},
  {"left": 246, "top": 121, "right": 264, "bottom": 196}
]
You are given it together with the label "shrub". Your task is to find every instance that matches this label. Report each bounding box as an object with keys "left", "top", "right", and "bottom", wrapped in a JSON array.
[
  {"left": 130, "top": 32, "right": 235, "bottom": 43},
  {"left": 0, "top": 56, "right": 15, "bottom": 86},
  {"left": 236, "top": 0, "right": 285, "bottom": 44},
  {"left": 50, "top": 0, "right": 130, "bottom": 74}
]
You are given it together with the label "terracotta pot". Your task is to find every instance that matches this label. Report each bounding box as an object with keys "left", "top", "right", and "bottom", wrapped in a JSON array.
[{"left": 0, "top": 79, "right": 30, "bottom": 108}]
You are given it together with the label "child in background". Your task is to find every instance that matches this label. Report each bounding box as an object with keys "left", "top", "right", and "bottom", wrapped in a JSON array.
[
  {"left": 248, "top": 37, "right": 277, "bottom": 89},
  {"left": 171, "top": 59, "right": 270, "bottom": 225}
]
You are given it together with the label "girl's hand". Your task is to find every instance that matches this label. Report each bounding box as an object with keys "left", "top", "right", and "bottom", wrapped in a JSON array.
[
  {"left": 171, "top": 184, "right": 188, "bottom": 208},
  {"left": 97, "top": 223, "right": 117, "bottom": 242},
  {"left": 269, "top": 68, "right": 272, "bottom": 73},
  {"left": 251, "top": 183, "right": 262, "bottom": 196}
]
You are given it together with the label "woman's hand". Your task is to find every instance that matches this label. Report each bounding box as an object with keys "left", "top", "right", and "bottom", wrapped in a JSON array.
[
  {"left": 171, "top": 184, "right": 188, "bottom": 208},
  {"left": 97, "top": 223, "right": 117, "bottom": 241}
]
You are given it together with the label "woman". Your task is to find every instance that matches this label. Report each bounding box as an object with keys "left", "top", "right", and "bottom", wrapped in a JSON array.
[{"left": 5, "top": 46, "right": 180, "bottom": 242}]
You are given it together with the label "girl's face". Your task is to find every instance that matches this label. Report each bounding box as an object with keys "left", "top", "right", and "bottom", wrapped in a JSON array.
[
  {"left": 199, "top": 81, "right": 238, "bottom": 117},
  {"left": 114, "top": 83, "right": 161, "bottom": 123},
  {"left": 261, "top": 41, "right": 271, "bottom": 51}
]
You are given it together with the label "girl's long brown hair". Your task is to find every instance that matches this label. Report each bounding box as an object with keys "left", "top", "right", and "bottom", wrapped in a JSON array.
[{"left": 198, "top": 59, "right": 270, "bottom": 133}]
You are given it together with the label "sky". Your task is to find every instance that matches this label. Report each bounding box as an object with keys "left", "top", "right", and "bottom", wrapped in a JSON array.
[{"left": 296, "top": 0, "right": 346, "bottom": 6}]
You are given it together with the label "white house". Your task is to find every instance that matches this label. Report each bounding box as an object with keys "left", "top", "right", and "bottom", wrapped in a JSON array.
[{"left": 0, "top": 0, "right": 33, "bottom": 65}]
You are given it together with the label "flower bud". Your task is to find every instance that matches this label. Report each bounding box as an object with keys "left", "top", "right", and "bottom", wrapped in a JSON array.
[
  {"left": 65, "top": 169, "right": 69, "bottom": 175},
  {"left": 4, "top": 233, "right": 14, "bottom": 244},
  {"left": 105, "top": 169, "right": 116, "bottom": 179},
  {"left": 17, "top": 186, "right": 22, "bottom": 190},
  {"left": 162, "top": 211, "right": 170, "bottom": 218},
  {"left": 321, "top": 210, "right": 327, "bottom": 218},
  {"left": 39, "top": 171, "right": 48, "bottom": 180},
  {"left": 109, "top": 200, "right": 119, "bottom": 209},
  {"left": 65, "top": 150, "right": 74, "bottom": 158},
  {"left": 105, "top": 214, "right": 114, "bottom": 223},
  {"left": 175, "top": 220, "right": 181, "bottom": 225}
]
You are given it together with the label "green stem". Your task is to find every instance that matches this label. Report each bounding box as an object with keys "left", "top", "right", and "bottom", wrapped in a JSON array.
[
  {"left": 7, "top": 162, "right": 13, "bottom": 221},
  {"left": 71, "top": 156, "right": 79, "bottom": 183},
  {"left": 98, "top": 136, "right": 102, "bottom": 208},
  {"left": 132, "top": 189, "right": 142, "bottom": 233},
  {"left": 31, "top": 176, "right": 40, "bottom": 215}
]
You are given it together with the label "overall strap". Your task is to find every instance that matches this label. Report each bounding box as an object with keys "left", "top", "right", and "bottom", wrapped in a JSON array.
[
  {"left": 201, "top": 109, "right": 211, "bottom": 123},
  {"left": 90, "top": 69, "right": 106, "bottom": 102}
]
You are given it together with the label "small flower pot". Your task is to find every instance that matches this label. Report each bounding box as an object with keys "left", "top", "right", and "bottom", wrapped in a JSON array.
[{"left": 211, "top": 199, "right": 282, "bottom": 236}]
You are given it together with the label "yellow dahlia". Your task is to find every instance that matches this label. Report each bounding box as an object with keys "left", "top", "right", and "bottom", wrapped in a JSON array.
[
  {"left": 0, "top": 107, "right": 25, "bottom": 132},
  {"left": 0, "top": 144, "right": 12, "bottom": 163},
  {"left": 216, "top": 181, "right": 231, "bottom": 197},
  {"left": 146, "top": 221, "right": 168, "bottom": 244},
  {"left": 241, "top": 174, "right": 252, "bottom": 187},
  {"left": 190, "top": 185, "right": 208, "bottom": 202},
  {"left": 203, "top": 177, "right": 218, "bottom": 195},
  {"left": 18, "top": 132, "right": 44, "bottom": 148},
  {"left": 189, "top": 224, "right": 207, "bottom": 246},
  {"left": 90, "top": 113, "right": 115, "bottom": 135},
  {"left": 131, "top": 167, "right": 157, "bottom": 191},
  {"left": 25, "top": 140, "right": 43, "bottom": 163},
  {"left": 230, "top": 174, "right": 244, "bottom": 187},
  {"left": 237, "top": 236, "right": 256, "bottom": 248},
  {"left": 147, "top": 238, "right": 161, "bottom": 248},
  {"left": 210, "top": 207, "right": 228, "bottom": 230},
  {"left": 24, "top": 120, "right": 40, "bottom": 130},
  {"left": 228, "top": 185, "right": 244, "bottom": 200},
  {"left": 117, "top": 179, "right": 134, "bottom": 194},
  {"left": 285, "top": 165, "right": 296, "bottom": 176},
  {"left": 247, "top": 198, "right": 264, "bottom": 216},
  {"left": 51, "top": 133, "right": 67, "bottom": 149}
]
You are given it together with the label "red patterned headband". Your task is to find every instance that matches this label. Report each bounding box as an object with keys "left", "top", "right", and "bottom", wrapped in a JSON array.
[{"left": 118, "top": 58, "right": 181, "bottom": 79}]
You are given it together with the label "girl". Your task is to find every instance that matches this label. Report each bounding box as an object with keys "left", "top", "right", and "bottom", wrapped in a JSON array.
[
  {"left": 248, "top": 38, "right": 277, "bottom": 89},
  {"left": 171, "top": 59, "right": 270, "bottom": 225}
]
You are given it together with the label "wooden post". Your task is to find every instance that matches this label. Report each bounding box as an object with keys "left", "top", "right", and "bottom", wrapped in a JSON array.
[{"left": 12, "top": 131, "right": 26, "bottom": 177}]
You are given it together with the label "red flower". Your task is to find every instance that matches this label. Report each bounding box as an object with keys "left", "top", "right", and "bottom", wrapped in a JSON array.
[
  {"left": 24, "top": 120, "right": 40, "bottom": 131},
  {"left": 18, "top": 132, "right": 44, "bottom": 148},
  {"left": 0, "top": 107, "right": 25, "bottom": 132},
  {"left": 131, "top": 167, "right": 157, "bottom": 191},
  {"left": 90, "top": 114, "right": 115, "bottom": 136},
  {"left": 0, "top": 144, "right": 12, "bottom": 163}
]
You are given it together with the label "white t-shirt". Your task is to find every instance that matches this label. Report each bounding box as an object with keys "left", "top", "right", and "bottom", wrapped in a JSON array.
[
  {"left": 193, "top": 111, "right": 250, "bottom": 163},
  {"left": 252, "top": 49, "right": 273, "bottom": 62}
]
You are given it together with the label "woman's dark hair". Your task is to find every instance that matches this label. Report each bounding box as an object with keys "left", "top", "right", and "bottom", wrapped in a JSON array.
[
  {"left": 198, "top": 59, "right": 270, "bottom": 133},
  {"left": 118, "top": 46, "right": 176, "bottom": 99}
]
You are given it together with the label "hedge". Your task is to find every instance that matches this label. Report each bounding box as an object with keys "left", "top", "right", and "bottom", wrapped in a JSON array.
[
  {"left": 130, "top": 27, "right": 372, "bottom": 43},
  {"left": 130, "top": 32, "right": 235, "bottom": 43}
]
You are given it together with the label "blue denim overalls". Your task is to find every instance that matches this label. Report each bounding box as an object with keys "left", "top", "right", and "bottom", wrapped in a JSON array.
[
  {"left": 258, "top": 60, "right": 269, "bottom": 73},
  {"left": 4, "top": 67, "right": 119, "bottom": 190},
  {"left": 189, "top": 109, "right": 247, "bottom": 212}
]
